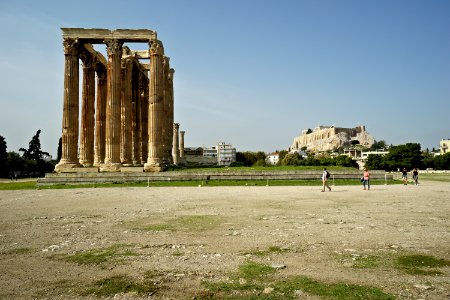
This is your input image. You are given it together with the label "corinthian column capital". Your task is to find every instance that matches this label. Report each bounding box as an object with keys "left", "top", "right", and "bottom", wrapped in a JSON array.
[
  {"left": 168, "top": 68, "right": 175, "bottom": 81},
  {"left": 104, "top": 39, "right": 123, "bottom": 56},
  {"left": 149, "top": 40, "right": 164, "bottom": 56},
  {"left": 63, "top": 38, "right": 79, "bottom": 55}
]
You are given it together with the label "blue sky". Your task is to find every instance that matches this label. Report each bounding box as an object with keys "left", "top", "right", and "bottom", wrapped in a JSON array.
[{"left": 0, "top": 0, "right": 449, "bottom": 157}]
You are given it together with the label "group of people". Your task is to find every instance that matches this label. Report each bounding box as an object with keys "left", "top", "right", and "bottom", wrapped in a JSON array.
[
  {"left": 321, "top": 167, "right": 371, "bottom": 192},
  {"left": 401, "top": 167, "right": 419, "bottom": 185},
  {"left": 321, "top": 166, "right": 419, "bottom": 192}
]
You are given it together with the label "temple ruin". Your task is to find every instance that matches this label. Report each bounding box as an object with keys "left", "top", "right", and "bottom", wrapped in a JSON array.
[
  {"left": 290, "top": 125, "right": 375, "bottom": 152},
  {"left": 54, "top": 28, "right": 185, "bottom": 173}
]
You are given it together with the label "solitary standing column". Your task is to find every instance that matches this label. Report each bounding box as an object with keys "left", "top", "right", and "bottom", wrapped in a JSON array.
[
  {"left": 179, "top": 130, "right": 186, "bottom": 165},
  {"left": 172, "top": 123, "right": 180, "bottom": 165},
  {"left": 120, "top": 59, "right": 133, "bottom": 166},
  {"left": 144, "top": 40, "right": 165, "bottom": 172},
  {"left": 79, "top": 53, "right": 96, "bottom": 167},
  {"left": 102, "top": 39, "right": 123, "bottom": 172},
  {"left": 55, "top": 38, "right": 82, "bottom": 172},
  {"left": 94, "top": 67, "right": 107, "bottom": 166}
]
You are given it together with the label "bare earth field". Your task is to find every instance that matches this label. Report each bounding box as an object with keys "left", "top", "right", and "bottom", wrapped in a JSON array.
[{"left": 0, "top": 181, "right": 449, "bottom": 299}]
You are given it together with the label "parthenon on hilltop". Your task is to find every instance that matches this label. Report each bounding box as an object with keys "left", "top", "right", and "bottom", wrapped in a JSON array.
[{"left": 55, "top": 28, "right": 185, "bottom": 173}]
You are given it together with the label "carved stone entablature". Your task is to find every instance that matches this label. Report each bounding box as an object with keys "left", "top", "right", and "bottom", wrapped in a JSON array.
[{"left": 63, "top": 38, "right": 79, "bottom": 55}]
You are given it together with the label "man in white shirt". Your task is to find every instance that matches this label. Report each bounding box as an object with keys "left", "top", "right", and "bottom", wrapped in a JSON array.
[{"left": 322, "top": 168, "right": 331, "bottom": 192}]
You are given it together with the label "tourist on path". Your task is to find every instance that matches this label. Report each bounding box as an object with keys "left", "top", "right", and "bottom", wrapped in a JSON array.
[
  {"left": 401, "top": 167, "right": 408, "bottom": 185},
  {"left": 363, "top": 168, "right": 370, "bottom": 190},
  {"left": 412, "top": 168, "right": 419, "bottom": 185},
  {"left": 322, "top": 168, "right": 331, "bottom": 192}
]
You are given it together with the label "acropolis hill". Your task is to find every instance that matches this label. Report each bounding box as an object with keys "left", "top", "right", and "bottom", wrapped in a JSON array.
[{"left": 290, "top": 125, "right": 375, "bottom": 152}]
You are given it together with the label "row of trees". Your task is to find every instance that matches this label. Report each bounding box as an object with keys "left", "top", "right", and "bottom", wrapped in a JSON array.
[
  {"left": 0, "top": 130, "right": 56, "bottom": 178},
  {"left": 366, "top": 143, "right": 450, "bottom": 171},
  {"left": 235, "top": 150, "right": 358, "bottom": 168},
  {"left": 236, "top": 143, "right": 450, "bottom": 170}
]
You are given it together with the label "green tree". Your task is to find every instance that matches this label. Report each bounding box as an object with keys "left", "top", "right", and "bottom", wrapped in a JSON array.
[
  {"left": 19, "top": 129, "right": 49, "bottom": 161},
  {"left": 18, "top": 130, "right": 54, "bottom": 177},
  {"left": 6, "top": 151, "right": 27, "bottom": 177},
  {"left": 236, "top": 151, "right": 264, "bottom": 167},
  {"left": 0, "top": 135, "right": 7, "bottom": 177},
  {"left": 421, "top": 152, "right": 435, "bottom": 169},
  {"left": 278, "top": 150, "right": 288, "bottom": 163},
  {"left": 334, "top": 155, "right": 358, "bottom": 168},
  {"left": 383, "top": 143, "right": 423, "bottom": 171},
  {"left": 371, "top": 140, "right": 388, "bottom": 150},
  {"left": 365, "top": 154, "right": 385, "bottom": 170},
  {"left": 280, "top": 152, "right": 303, "bottom": 166},
  {"left": 57, "top": 137, "right": 62, "bottom": 162},
  {"left": 434, "top": 153, "right": 450, "bottom": 170}
]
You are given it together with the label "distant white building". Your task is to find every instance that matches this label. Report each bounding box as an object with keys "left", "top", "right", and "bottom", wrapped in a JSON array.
[
  {"left": 203, "top": 142, "right": 236, "bottom": 166},
  {"left": 266, "top": 152, "right": 279, "bottom": 165},
  {"left": 440, "top": 139, "right": 450, "bottom": 155},
  {"left": 360, "top": 149, "right": 389, "bottom": 160},
  {"left": 289, "top": 149, "right": 308, "bottom": 158}
]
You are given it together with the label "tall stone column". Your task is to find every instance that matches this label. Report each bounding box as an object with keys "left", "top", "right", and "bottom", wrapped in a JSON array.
[
  {"left": 179, "top": 130, "right": 186, "bottom": 165},
  {"left": 120, "top": 59, "right": 133, "bottom": 166},
  {"left": 55, "top": 38, "right": 81, "bottom": 172},
  {"left": 131, "top": 66, "right": 140, "bottom": 165},
  {"left": 161, "top": 57, "right": 171, "bottom": 164},
  {"left": 94, "top": 67, "right": 107, "bottom": 166},
  {"left": 101, "top": 39, "right": 123, "bottom": 172},
  {"left": 79, "top": 52, "right": 96, "bottom": 167},
  {"left": 140, "top": 74, "right": 149, "bottom": 165},
  {"left": 144, "top": 40, "right": 165, "bottom": 172},
  {"left": 168, "top": 68, "right": 175, "bottom": 164},
  {"left": 172, "top": 123, "right": 180, "bottom": 165}
]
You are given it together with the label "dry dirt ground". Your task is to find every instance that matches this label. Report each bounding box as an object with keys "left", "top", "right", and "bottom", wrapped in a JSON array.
[{"left": 0, "top": 181, "right": 449, "bottom": 299}]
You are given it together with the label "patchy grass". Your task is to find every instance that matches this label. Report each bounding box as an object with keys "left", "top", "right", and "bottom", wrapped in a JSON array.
[
  {"left": 2, "top": 177, "right": 398, "bottom": 190},
  {"left": 396, "top": 254, "right": 450, "bottom": 275},
  {"left": 352, "top": 255, "right": 380, "bottom": 269},
  {"left": 55, "top": 244, "right": 138, "bottom": 265},
  {"left": 172, "top": 250, "right": 184, "bottom": 257},
  {"left": 81, "top": 275, "right": 158, "bottom": 297},
  {"left": 141, "top": 223, "right": 174, "bottom": 231},
  {"left": 241, "top": 246, "right": 289, "bottom": 257},
  {"left": 0, "top": 180, "right": 37, "bottom": 190},
  {"left": 125, "top": 215, "right": 224, "bottom": 232},
  {"left": 275, "top": 276, "right": 395, "bottom": 300},
  {"left": 199, "top": 261, "right": 395, "bottom": 299},
  {"left": 337, "top": 251, "right": 449, "bottom": 276},
  {"left": 238, "top": 261, "right": 276, "bottom": 280},
  {"left": 419, "top": 173, "right": 450, "bottom": 182}
]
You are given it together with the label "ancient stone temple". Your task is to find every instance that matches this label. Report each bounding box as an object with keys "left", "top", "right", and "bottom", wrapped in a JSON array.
[
  {"left": 54, "top": 28, "right": 184, "bottom": 173},
  {"left": 290, "top": 125, "right": 375, "bottom": 153}
]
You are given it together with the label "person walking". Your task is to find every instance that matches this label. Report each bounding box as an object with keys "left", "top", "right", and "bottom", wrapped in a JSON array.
[
  {"left": 322, "top": 168, "right": 331, "bottom": 192},
  {"left": 401, "top": 167, "right": 408, "bottom": 185},
  {"left": 412, "top": 168, "right": 419, "bottom": 185},
  {"left": 363, "top": 168, "right": 370, "bottom": 190}
]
